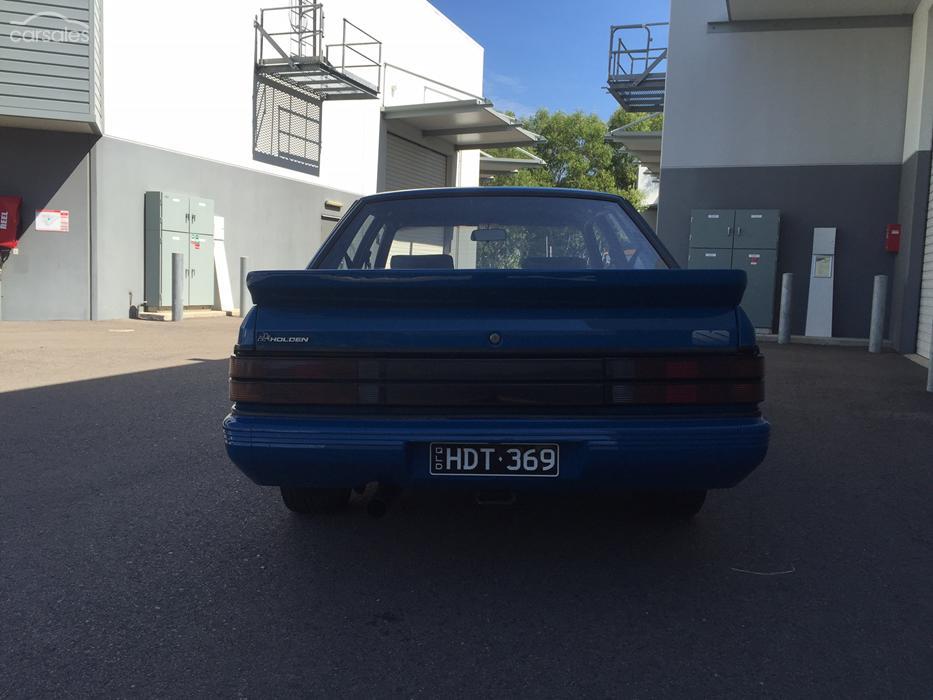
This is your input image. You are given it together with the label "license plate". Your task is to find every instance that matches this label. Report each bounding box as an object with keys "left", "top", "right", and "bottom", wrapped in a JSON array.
[{"left": 429, "top": 443, "right": 559, "bottom": 477}]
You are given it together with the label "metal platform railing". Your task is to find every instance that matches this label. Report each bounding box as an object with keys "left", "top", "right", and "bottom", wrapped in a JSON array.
[
  {"left": 325, "top": 19, "right": 381, "bottom": 93},
  {"left": 254, "top": 1, "right": 381, "bottom": 100},
  {"left": 607, "top": 23, "right": 668, "bottom": 112}
]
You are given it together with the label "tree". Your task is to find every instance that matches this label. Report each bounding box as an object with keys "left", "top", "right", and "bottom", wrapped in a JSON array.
[{"left": 484, "top": 108, "right": 663, "bottom": 211}]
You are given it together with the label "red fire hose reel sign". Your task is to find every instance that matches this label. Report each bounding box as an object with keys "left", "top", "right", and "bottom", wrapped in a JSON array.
[{"left": 0, "top": 196, "right": 22, "bottom": 249}]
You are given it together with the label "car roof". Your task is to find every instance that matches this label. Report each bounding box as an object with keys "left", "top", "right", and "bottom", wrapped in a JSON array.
[{"left": 357, "top": 187, "right": 626, "bottom": 205}]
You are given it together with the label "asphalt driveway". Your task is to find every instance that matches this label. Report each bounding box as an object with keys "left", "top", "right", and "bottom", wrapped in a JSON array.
[{"left": 1, "top": 319, "right": 932, "bottom": 697}]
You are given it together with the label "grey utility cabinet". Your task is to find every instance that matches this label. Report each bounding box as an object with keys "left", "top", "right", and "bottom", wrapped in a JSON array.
[
  {"left": 687, "top": 209, "right": 780, "bottom": 329},
  {"left": 144, "top": 192, "right": 216, "bottom": 309}
]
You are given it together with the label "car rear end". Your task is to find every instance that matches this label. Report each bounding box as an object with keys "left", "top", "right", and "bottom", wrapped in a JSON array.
[
  {"left": 222, "top": 188, "right": 769, "bottom": 513},
  {"left": 224, "top": 272, "right": 768, "bottom": 493}
]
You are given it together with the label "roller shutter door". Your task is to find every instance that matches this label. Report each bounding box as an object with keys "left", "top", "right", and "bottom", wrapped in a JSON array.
[
  {"left": 384, "top": 134, "right": 448, "bottom": 191},
  {"left": 917, "top": 157, "right": 933, "bottom": 359}
]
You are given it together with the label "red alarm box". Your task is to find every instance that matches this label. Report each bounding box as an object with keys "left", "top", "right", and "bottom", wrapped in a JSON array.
[
  {"left": 0, "top": 195, "right": 22, "bottom": 249},
  {"left": 885, "top": 223, "right": 901, "bottom": 253}
]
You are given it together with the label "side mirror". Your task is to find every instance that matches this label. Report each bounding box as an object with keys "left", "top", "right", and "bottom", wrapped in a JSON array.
[{"left": 471, "top": 228, "right": 508, "bottom": 242}]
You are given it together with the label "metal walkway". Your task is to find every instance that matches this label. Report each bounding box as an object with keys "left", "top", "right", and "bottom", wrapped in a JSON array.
[
  {"left": 254, "top": 1, "right": 381, "bottom": 101},
  {"left": 606, "top": 23, "right": 668, "bottom": 112}
]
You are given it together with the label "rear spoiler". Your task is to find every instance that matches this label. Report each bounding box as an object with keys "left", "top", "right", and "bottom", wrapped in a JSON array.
[{"left": 247, "top": 269, "right": 747, "bottom": 310}]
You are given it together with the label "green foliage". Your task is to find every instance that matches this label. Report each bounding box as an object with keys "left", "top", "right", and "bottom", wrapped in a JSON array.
[
  {"left": 484, "top": 107, "right": 663, "bottom": 212},
  {"left": 475, "top": 227, "right": 587, "bottom": 270}
]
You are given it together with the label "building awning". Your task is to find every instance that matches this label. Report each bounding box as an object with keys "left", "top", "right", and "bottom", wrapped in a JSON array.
[
  {"left": 382, "top": 99, "right": 545, "bottom": 151},
  {"left": 605, "top": 128, "right": 662, "bottom": 174},
  {"left": 724, "top": 0, "right": 919, "bottom": 21},
  {"left": 479, "top": 148, "right": 545, "bottom": 175}
]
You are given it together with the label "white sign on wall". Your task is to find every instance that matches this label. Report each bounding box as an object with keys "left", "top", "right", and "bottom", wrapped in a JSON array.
[
  {"left": 805, "top": 227, "right": 837, "bottom": 337},
  {"left": 35, "top": 210, "right": 69, "bottom": 232}
]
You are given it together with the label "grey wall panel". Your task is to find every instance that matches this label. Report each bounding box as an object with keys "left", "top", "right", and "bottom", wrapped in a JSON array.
[
  {"left": 657, "top": 164, "right": 900, "bottom": 338},
  {"left": 0, "top": 125, "right": 96, "bottom": 320},
  {"left": 0, "top": 0, "right": 99, "bottom": 130},
  {"left": 91, "top": 137, "right": 360, "bottom": 320},
  {"left": 91, "top": 0, "right": 100, "bottom": 125},
  {"left": 663, "top": 0, "right": 910, "bottom": 169},
  {"left": 3, "top": 1, "right": 89, "bottom": 20},
  {"left": 0, "top": 46, "right": 88, "bottom": 67},
  {"left": 0, "top": 35, "right": 88, "bottom": 56},
  {"left": 891, "top": 150, "right": 931, "bottom": 353},
  {"left": 0, "top": 93, "right": 89, "bottom": 114}
]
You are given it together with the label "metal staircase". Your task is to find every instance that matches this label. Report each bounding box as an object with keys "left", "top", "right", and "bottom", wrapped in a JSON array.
[{"left": 606, "top": 23, "right": 668, "bottom": 112}]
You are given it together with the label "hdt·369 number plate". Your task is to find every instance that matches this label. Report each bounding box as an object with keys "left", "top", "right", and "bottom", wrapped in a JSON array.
[{"left": 430, "top": 443, "right": 559, "bottom": 477}]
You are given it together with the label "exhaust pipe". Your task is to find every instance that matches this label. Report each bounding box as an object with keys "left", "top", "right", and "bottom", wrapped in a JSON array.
[{"left": 367, "top": 483, "right": 399, "bottom": 518}]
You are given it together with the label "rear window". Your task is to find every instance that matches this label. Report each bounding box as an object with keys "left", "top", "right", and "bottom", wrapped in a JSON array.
[{"left": 314, "top": 195, "right": 668, "bottom": 271}]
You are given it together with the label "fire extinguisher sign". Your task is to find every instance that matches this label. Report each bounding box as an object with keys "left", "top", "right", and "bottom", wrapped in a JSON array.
[{"left": 35, "top": 209, "right": 69, "bottom": 232}]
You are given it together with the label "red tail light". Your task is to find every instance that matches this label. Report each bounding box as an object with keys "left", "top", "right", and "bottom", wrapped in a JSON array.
[
  {"left": 611, "top": 381, "right": 764, "bottom": 406},
  {"left": 229, "top": 354, "right": 764, "bottom": 407}
]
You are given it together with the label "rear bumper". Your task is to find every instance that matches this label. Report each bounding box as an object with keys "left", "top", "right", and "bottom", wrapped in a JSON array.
[{"left": 223, "top": 412, "right": 770, "bottom": 490}]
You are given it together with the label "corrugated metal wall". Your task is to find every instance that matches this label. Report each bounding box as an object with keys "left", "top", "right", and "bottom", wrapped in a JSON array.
[
  {"left": 916, "top": 154, "right": 933, "bottom": 359},
  {"left": 384, "top": 133, "right": 448, "bottom": 191},
  {"left": 0, "top": 0, "right": 100, "bottom": 129}
]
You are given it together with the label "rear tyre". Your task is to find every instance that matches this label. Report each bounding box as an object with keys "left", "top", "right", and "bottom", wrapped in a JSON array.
[
  {"left": 280, "top": 486, "right": 351, "bottom": 515},
  {"left": 644, "top": 489, "right": 707, "bottom": 520}
]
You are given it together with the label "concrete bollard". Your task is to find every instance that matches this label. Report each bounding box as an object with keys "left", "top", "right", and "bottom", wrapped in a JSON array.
[
  {"left": 777, "top": 273, "right": 793, "bottom": 344},
  {"left": 239, "top": 256, "right": 249, "bottom": 318},
  {"left": 171, "top": 252, "right": 184, "bottom": 322},
  {"left": 869, "top": 274, "right": 888, "bottom": 353}
]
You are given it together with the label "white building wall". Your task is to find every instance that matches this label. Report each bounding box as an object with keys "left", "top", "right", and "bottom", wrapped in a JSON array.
[
  {"left": 637, "top": 166, "right": 659, "bottom": 207},
  {"left": 101, "top": 0, "right": 483, "bottom": 194},
  {"left": 662, "top": 0, "right": 911, "bottom": 169}
]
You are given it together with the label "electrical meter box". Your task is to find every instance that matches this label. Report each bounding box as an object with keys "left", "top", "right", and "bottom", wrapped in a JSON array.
[
  {"left": 144, "top": 192, "right": 216, "bottom": 309},
  {"left": 687, "top": 209, "right": 780, "bottom": 329}
]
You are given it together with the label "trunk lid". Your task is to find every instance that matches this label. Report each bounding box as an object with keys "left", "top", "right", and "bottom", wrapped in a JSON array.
[{"left": 243, "top": 269, "right": 747, "bottom": 354}]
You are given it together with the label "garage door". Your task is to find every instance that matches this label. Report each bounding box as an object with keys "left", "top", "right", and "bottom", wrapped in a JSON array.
[
  {"left": 384, "top": 134, "right": 448, "bottom": 191},
  {"left": 917, "top": 156, "right": 933, "bottom": 359}
]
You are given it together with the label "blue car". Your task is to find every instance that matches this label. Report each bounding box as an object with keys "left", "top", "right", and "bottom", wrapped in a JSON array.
[{"left": 223, "top": 187, "right": 769, "bottom": 519}]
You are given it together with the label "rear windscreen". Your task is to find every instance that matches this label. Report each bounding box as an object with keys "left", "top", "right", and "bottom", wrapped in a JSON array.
[{"left": 314, "top": 196, "right": 668, "bottom": 271}]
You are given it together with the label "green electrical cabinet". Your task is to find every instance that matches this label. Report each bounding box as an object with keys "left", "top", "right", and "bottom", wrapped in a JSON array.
[
  {"left": 687, "top": 209, "right": 780, "bottom": 330},
  {"left": 188, "top": 232, "right": 215, "bottom": 306},
  {"left": 687, "top": 209, "right": 734, "bottom": 248},
  {"left": 144, "top": 192, "right": 216, "bottom": 310},
  {"left": 189, "top": 195, "right": 215, "bottom": 235}
]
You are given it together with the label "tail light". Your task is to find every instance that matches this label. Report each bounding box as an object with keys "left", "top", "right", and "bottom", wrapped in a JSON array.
[
  {"left": 610, "top": 355, "right": 764, "bottom": 405},
  {"left": 229, "top": 354, "right": 764, "bottom": 407}
]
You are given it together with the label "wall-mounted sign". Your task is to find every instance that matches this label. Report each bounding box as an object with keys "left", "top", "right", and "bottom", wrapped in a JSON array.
[
  {"left": 814, "top": 255, "right": 833, "bottom": 278},
  {"left": 35, "top": 210, "right": 69, "bottom": 232}
]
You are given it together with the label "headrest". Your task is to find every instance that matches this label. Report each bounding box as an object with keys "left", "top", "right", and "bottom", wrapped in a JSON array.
[{"left": 390, "top": 254, "right": 455, "bottom": 270}]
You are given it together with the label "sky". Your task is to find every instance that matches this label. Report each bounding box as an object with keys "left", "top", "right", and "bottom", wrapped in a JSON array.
[{"left": 428, "top": 0, "right": 670, "bottom": 121}]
